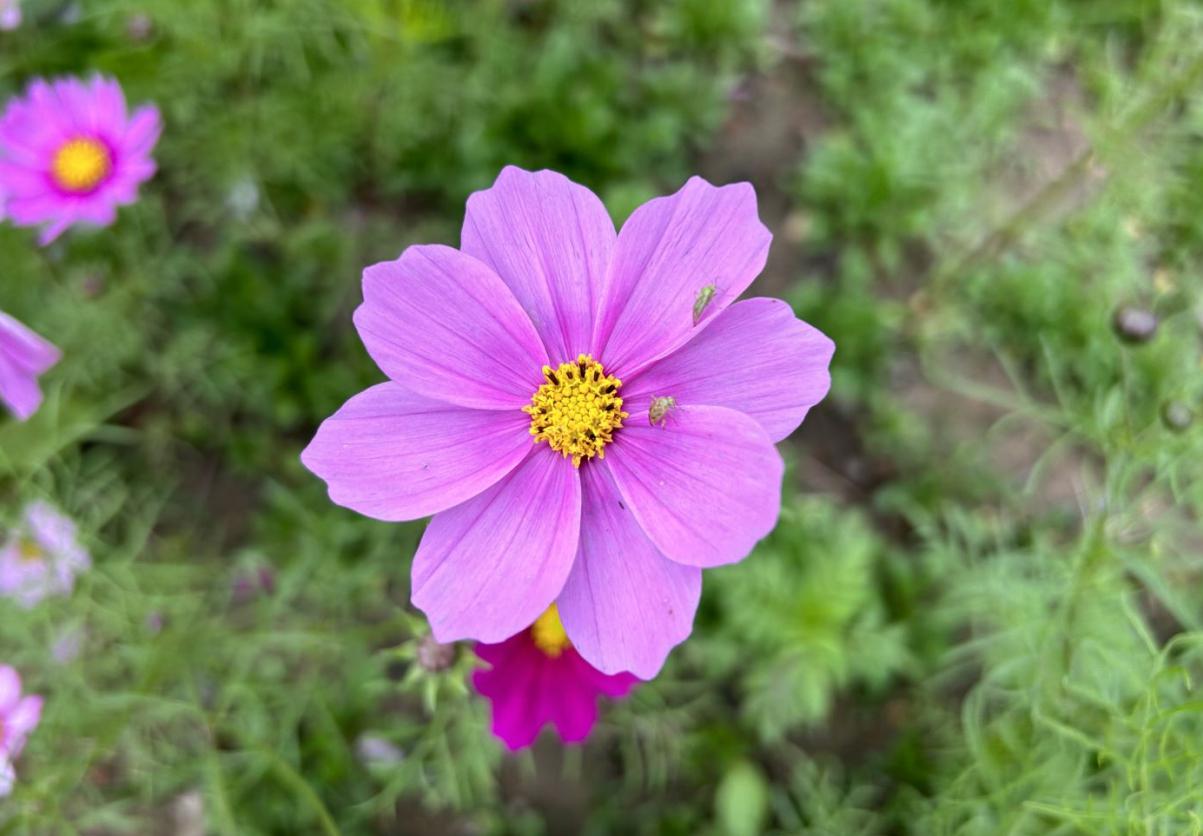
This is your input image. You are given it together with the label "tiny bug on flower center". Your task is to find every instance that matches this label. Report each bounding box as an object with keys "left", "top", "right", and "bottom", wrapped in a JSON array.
[
  {"left": 50, "top": 138, "right": 112, "bottom": 193},
  {"left": 524, "top": 354, "right": 628, "bottom": 467}
]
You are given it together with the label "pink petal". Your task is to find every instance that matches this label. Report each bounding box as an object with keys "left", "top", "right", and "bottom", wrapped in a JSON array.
[
  {"left": 462, "top": 166, "right": 616, "bottom": 362},
  {"left": 0, "top": 162, "right": 50, "bottom": 200},
  {"left": 604, "top": 405, "right": 782, "bottom": 568},
  {"left": 302, "top": 383, "right": 532, "bottom": 521},
  {"left": 573, "top": 655, "right": 640, "bottom": 698},
  {"left": 121, "top": 105, "right": 162, "bottom": 158},
  {"left": 0, "top": 312, "right": 59, "bottom": 421},
  {"left": 550, "top": 662, "right": 600, "bottom": 744},
  {"left": 0, "top": 312, "right": 61, "bottom": 375},
  {"left": 82, "top": 76, "right": 127, "bottom": 135},
  {"left": 37, "top": 216, "right": 73, "bottom": 246},
  {"left": 354, "top": 245, "right": 548, "bottom": 410},
  {"left": 0, "top": 667, "right": 20, "bottom": 714},
  {"left": 622, "top": 298, "right": 834, "bottom": 443},
  {"left": 0, "top": 362, "right": 46, "bottom": 420},
  {"left": 473, "top": 636, "right": 549, "bottom": 750},
  {"left": 2, "top": 695, "right": 41, "bottom": 757},
  {"left": 412, "top": 448, "right": 581, "bottom": 643},
  {"left": 557, "top": 463, "right": 700, "bottom": 679},
  {"left": 594, "top": 177, "right": 771, "bottom": 378}
]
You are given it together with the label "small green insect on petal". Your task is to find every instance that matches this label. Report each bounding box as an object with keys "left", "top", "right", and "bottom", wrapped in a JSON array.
[{"left": 693, "top": 284, "right": 718, "bottom": 326}]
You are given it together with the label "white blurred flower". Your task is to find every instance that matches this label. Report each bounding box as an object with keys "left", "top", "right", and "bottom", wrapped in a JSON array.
[
  {"left": 354, "top": 734, "right": 404, "bottom": 766},
  {"left": 225, "top": 178, "right": 260, "bottom": 221}
]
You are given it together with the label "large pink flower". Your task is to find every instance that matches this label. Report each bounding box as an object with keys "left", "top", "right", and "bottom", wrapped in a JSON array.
[
  {"left": 0, "top": 75, "right": 160, "bottom": 244},
  {"left": 303, "top": 167, "right": 834, "bottom": 679},
  {"left": 0, "top": 310, "right": 60, "bottom": 421},
  {"left": 472, "top": 605, "right": 637, "bottom": 750},
  {"left": 0, "top": 664, "right": 42, "bottom": 798}
]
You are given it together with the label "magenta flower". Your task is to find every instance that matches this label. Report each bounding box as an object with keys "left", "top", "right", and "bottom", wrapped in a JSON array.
[
  {"left": 0, "top": 665, "right": 42, "bottom": 797},
  {"left": 0, "top": 75, "right": 160, "bottom": 244},
  {"left": 0, "top": 310, "right": 60, "bottom": 421},
  {"left": 303, "top": 167, "right": 834, "bottom": 679},
  {"left": 472, "top": 605, "right": 638, "bottom": 750},
  {"left": 0, "top": 501, "right": 90, "bottom": 608}
]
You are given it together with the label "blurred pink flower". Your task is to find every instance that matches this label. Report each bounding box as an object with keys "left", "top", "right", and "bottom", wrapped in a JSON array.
[
  {"left": 0, "top": 74, "right": 160, "bottom": 244},
  {"left": 0, "top": 665, "right": 42, "bottom": 797},
  {"left": 303, "top": 166, "right": 835, "bottom": 679},
  {"left": 0, "top": 310, "right": 60, "bottom": 421},
  {"left": 472, "top": 605, "right": 638, "bottom": 750},
  {"left": 0, "top": 501, "right": 90, "bottom": 607},
  {"left": 0, "top": 0, "right": 18, "bottom": 31}
]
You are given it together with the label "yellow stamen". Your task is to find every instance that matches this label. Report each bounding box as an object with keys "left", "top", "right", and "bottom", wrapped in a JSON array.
[
  {"left": 51, "top": 138, "right": 112, "bottom": 193},
  {"left": 17, "top": 536, "right": 42, "bottom": 563},
  {"left": 523, "top": 354, "right": 627, "bottom": 467},
  {"left": 531, "top": 604, "right": 571, "bottom": 657}
]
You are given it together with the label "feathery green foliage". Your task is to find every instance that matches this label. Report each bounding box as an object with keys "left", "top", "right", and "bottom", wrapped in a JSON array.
[{"left": 3, "top": 0, "right": 1203, "bottom": 832}]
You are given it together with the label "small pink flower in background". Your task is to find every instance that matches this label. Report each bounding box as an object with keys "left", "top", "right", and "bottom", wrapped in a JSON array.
[
  {"left": 0, "top": 311, "right": 60, "bottom": 421},
  {"left": 472, "top": 605, "right": 638, "bottom": 750},
  {"left": 51, "top": 624, "right": 85, "bottom": 664},
  {"left": 0, "top": 75, "right": 161, "bottom": 244},
  {"left": 304, "top": 166, "right": 834, "bottom": 680},
  {"left": 0, "top": 665, "right": 42, "bottom": 797},
  {"left": 0, "top": 0, "right": 18, "bottom": 31},
  {"left": 0, "top": 501, "right": 90, "bottom": 608}
]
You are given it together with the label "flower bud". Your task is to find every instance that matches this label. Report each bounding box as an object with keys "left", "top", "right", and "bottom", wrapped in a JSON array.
[
  {"left": 1161, "top": 400, "right": 1193, "bottom": 433},
  {"left": 1112, "top": 306, "right": 1158, "bottom": 344},
  {"left": 416, "top": 635, "right": 456, "bottom": 672}
]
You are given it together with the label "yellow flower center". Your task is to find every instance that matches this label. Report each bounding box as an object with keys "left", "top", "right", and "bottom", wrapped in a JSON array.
[
  {"left": 51, "top": 138, "right": 112, "bottom": 193},
  {"left": 17, "top": 536, "right": 42, "bottom": 563},
  {"left": 531, "top": 604, "right": 571, "bottom": 657},
  {"left": 523, "top": 354, "right": 627, "bottom": 467}
]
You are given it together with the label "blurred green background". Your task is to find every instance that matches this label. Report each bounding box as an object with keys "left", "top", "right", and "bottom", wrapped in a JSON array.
[{"left": 3, "top": 0, "right": 1203, "bottom": 832}]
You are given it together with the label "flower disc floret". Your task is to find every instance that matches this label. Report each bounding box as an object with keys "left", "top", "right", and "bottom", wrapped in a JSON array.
[
  {"left": 523, "top": 354, "right": 627, "bottom": 467},
  {"left": 531, "top": 604, "right": 571, "bottom": 657},
  {"left": 51, "top": 138, "right": 111, "bottom": 193}
]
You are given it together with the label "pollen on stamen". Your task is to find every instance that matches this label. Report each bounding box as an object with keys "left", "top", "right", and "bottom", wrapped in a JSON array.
[
  {"left": 523, "top": 354, "right": 627, "bottom": 467},
  {"left": 17, "top": 537, "right": 42, "bottom": 563},
  {"left": 50, "top": 138, "right": 112, "bottom": 193},
  {"left": 530, "top": 604, "right": 571, "bottom": 657}
]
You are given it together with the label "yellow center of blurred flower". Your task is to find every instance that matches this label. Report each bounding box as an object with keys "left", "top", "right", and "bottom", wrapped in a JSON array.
[
  {"left": 531, "top": 604, "right": 571, "bottom": 657},
  {"left": 51, "top": 138, "right": 112, "bottom": 193},
  {"left": 524, "top": 355, "right": 626, "bottom": 468},
  {"left": 17, "top": 536, "right": 42, "bottom": 563}
]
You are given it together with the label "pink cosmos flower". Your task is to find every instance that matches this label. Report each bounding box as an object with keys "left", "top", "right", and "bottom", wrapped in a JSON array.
[
  {"left": 0, "top": 501, "right": 90, "bottom": 608},
  {"left": 0, "top": 310, "right": 60, "bottom": 421},
  {"left": 303, "top": 166, "right": 834, "bottom": 679},
  {"left": 472, "top": 605, "right": 638, "bottom": 750},
  {"left": 0, "top": 0, "right": 19, "bottom": 31},
  {"left": 0, "top": 665, "right": 42, "bottom": 797},
  {"left": 0, "top": 74, "right": 161, "bottom": 244}
]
